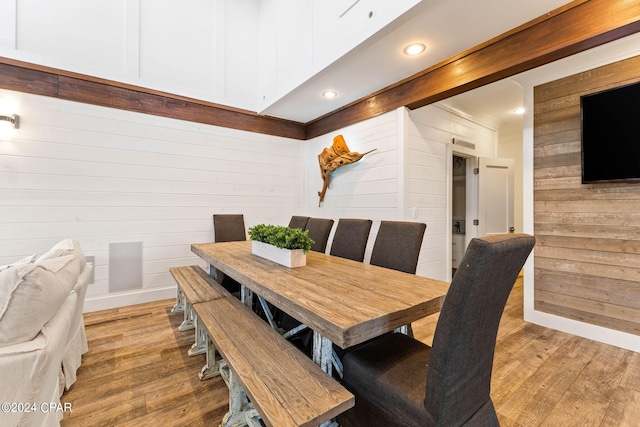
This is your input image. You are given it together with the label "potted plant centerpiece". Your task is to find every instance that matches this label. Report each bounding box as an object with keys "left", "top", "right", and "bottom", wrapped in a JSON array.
[{"left": 248, "top": 224, "right": 314, "bottom": 268}]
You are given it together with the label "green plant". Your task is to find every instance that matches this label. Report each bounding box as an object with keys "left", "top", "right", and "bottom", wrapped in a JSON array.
[{"left": 248, "top": 224, "right": 314, "bottom": 254}]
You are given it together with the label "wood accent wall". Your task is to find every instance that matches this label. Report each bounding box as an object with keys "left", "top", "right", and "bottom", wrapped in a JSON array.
[{"left": 533, "top": 55, "right": 640, "bottom": 336}]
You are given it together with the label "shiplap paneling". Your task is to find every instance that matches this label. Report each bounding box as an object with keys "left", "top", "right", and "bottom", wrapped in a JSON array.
[
  {"left": 408, "top": 104, "right": 498, "bottom": 280},
  {"left": 0, "top": 89, "right": 302, "bottom": 310},
  {"left": 302, "top": 110, "right": 400, "bottom": 264},
  {"left": 533, "top": 54, "right": 640, "bottom": 336},
  {"left": 302, "top": 106, "right": 497, "bottom": 282}
]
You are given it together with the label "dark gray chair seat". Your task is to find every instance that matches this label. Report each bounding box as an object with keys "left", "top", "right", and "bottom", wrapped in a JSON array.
[{"left": 337, "top": 233, "right": 536, "bottom": 427}]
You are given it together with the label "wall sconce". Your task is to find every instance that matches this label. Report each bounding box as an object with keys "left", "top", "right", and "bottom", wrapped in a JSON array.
[{"left": 0, "top": 114, "right": 19, "bottom": 129}]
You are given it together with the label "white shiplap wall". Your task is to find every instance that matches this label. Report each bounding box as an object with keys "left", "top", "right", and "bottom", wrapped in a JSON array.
[
  {"left": 408, "top": 104, "right": 497, "bottom": 281},
  {"left": 302, "top": 106, "right": 496, "bottom": 282},
  {"left": 303, "top": 109, "right": 402, "bottom": 264},
  {"left": 0, "top": 89, "right": 302, "bottom": 311}
]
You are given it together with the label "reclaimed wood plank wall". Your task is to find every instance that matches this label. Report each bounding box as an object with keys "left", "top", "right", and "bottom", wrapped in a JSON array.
[{"left": 533, "top": 55, "right": 640, "bottom": 336}]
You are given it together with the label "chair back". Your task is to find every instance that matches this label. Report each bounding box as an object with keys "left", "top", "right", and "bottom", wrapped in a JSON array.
[
  {"left": 288, "top": 215, "right": 310, "bottom": 230},
  {"left": 425, "top": 234, "right": 535, "bottom": 425},
  {"left": 370, "top": 221, "right": 426, "bottom": 274},
  {"left": 306, "top": 218, "right": 335, "bottom": 253},
  {"left": 213, "top": 214, "right": 246, "bottom": 242},
  {"left": 329, "top": 219, "right": 372, "bottom": 262}
]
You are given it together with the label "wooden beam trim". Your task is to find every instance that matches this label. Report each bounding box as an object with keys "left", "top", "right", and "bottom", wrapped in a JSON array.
[
  {"left": 0, "top": 58, "right": 306, "bottom": 140},
  {"left": 305, "top": 0, "right": 640, "bottom": 139}
]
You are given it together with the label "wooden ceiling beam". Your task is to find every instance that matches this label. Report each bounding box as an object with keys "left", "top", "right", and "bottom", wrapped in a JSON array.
[
  {"left": 304, "top": 0, "right": 640, "bottom": 139},
  {"left": 0, "top": 58, "right": 306, "bottom": 140}
]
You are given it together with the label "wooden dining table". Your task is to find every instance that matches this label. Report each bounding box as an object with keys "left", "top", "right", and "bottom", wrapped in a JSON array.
[{"left": 191, "top": 241, "right": 450, "bottom": 375}]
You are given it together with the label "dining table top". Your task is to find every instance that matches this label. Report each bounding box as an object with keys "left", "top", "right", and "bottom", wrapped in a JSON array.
[{"left": 191, "top": 241, "right": 450, "bottom": 349}]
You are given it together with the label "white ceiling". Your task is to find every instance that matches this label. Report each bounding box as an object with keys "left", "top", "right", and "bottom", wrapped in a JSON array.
[{"left": 260, "top": 0, "right": 573, "bottom": 125}]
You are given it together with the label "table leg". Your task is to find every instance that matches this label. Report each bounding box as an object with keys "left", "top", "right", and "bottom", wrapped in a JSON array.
[
  {"left": 394, "top": 325, "right": 409, "bottom": 334},
  {"left": 257, "top": 295, "right": 280, "bottom": 331},
  {"left": 240, "top": 285, "right": 253, "bottom": 311},
  {"left": 312, "top": 332, "right": 333, "bottom": 376}
]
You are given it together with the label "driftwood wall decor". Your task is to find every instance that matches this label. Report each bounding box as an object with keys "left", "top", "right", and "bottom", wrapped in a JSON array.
[{"left": 317, "top": 134, "right": 375, "bottom": 206}]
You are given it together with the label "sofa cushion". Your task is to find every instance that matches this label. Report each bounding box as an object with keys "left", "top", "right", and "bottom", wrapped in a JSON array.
[
  {"left": 37, "top": 239, "right": 86, "bottom": 287},
  {"left": 38, "top": 239, "right": 86, "bottom": 267},
  {"left": 0, "top": 255, "right": 78, "bottom": 347},
  {"left": 0, "top": 254, "right": 39, "bottom": 273}
]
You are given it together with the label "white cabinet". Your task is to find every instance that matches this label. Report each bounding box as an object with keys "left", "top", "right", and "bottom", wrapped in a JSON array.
[{"left": 452, "top": 234, "right": 465, "bottom": 269}]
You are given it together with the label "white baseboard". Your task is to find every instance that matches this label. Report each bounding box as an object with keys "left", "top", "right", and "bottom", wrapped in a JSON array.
[
  {"left": 524, "top": 308, "right": 640, "bottom": 353},
  {"left": 84, "top": 286, "right": 177, "bottom": 313}
]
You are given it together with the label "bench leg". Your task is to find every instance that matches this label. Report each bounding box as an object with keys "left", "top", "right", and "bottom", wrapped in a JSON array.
[
  {"left": 171, "top": 286, "right": 185, "bottom": 313},
  {"left": 188, "top": 316, "right": 207, "bottom": 356},
  {"left": 313, "top": 332, "right": 333, "bottom": 376},
  {"left": 220, "top": 363, "right": 257, "bottom": 427},
  {"left": 178, "top": 300, "right": 195, "bottom": 332},
  {"left": 199, "top": 336, "right": 223, "bottom": 380}
]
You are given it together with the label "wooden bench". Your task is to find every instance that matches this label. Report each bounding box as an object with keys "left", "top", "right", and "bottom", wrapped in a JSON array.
[
  {"left": 169, "top": 265, "right": 233, "bottom": 357},
  {"left": 193, "top": 297, "right": 354, "bottom": 427}
]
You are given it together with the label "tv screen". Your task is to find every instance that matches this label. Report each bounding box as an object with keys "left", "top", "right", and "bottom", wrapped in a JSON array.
[{"left": 581, "top": 80, "right": 640, "bottom": 184}]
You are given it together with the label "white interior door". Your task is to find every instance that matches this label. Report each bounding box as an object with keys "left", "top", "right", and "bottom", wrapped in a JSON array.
[{"left": 476, "top": 157, "right": 514, "bottom": 238}]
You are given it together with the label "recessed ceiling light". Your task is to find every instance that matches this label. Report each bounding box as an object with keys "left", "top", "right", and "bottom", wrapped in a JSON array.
[
  {"left": 512, "top": 107, "right": 525, "bottom": 115},
  {"left": 403, "top": 43, "right": 426, "bottom": 56},
  {"left": 323, "top": 90, "right": 337, "bottom": 99}
]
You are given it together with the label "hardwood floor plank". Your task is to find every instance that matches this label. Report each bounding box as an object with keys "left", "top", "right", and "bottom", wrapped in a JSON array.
[{"left": 600, "top": 388, "right": 640, "bottom": 427}]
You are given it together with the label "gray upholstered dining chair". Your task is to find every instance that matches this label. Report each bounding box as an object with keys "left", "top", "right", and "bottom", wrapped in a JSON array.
[
  {"left": 213, "top": 214, "right": 246, "bottom": 243},
  {"left": 370, "top": 220, "right": 426, "bottom": 274},
  {"left": 305, "top": 217, "right": 335, "bottom": 253},
  {"left": 288, "top": 215, "right": 310, "bottom": 230},
  {"left": 329, "top": 218, "right": 373, "bottom": 262},
  {"left": 336, "top": 233, "right": 536, "bottom": 427},
  {"left": 212, "top": 214, "right": 246, "bottom": 293}
]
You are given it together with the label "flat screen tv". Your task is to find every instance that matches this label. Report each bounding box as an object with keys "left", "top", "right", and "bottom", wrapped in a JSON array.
[{"left": 581, "top": 80, "right": 640, "bottom": 184}]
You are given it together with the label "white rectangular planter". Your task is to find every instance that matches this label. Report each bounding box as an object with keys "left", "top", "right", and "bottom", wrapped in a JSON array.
[{"left": 251, "top": 241, "right": 306, "bottom": 268}]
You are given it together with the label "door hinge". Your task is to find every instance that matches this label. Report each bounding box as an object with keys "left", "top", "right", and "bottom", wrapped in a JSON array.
[
  {"left": 473, "top": 219, "right": 479, "bottom": 225},
  {"left": 473, "top": 168, "right": 479, "bottom": 175}
]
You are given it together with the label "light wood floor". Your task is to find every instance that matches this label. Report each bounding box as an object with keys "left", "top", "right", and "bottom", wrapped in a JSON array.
[{"left": 61, "top": 279, "right": 640, "bottom": 426}]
